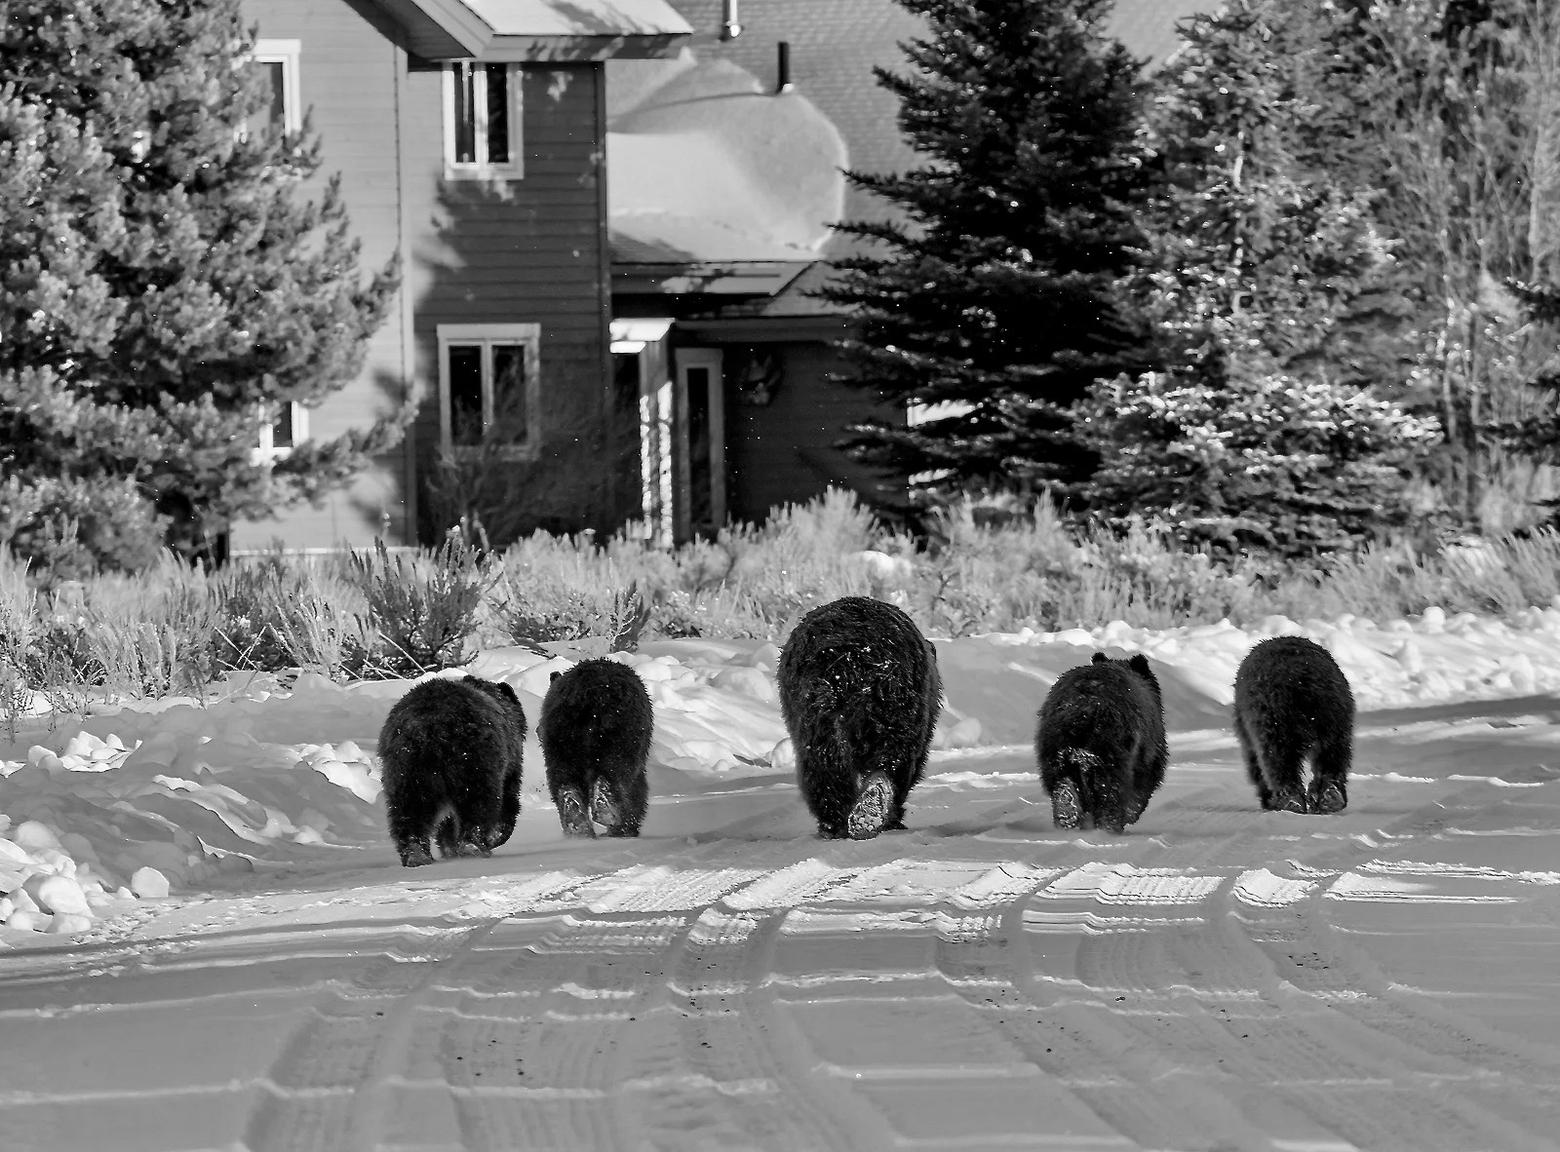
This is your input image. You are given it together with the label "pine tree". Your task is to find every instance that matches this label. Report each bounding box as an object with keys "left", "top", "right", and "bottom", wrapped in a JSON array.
[
  {"left": 816, "top": 0, "right": 1157, "bottom": 500},
  {"left": 1077, "top": 0, "right": 1440, "bottom": 555},
  {"left": 0, "top": 0, "right": 402, "bottom": 575}
]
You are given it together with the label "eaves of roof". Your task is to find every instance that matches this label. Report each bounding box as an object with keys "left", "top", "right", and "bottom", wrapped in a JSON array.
[
  {"left": 611, "top": 260, "right": 813, "bottom": 297},
  {"left": 370, "top": 0, "right": 692, "bottom": 61}
]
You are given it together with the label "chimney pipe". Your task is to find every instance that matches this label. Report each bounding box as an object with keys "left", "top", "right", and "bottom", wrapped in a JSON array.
[
  {"left": 720, "top": 0, "right": 741, "bottom": 40},
  {"left": 776, "top": 40, "right": 793, "bottom": 93}
]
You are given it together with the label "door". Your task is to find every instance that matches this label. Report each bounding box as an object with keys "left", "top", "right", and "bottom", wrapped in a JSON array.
[
  {"left": 675, "top": 348, "right": 726, "bottom": 541},
  {"left": 609, "top": 318, "right": 674, "bottom": 547}
]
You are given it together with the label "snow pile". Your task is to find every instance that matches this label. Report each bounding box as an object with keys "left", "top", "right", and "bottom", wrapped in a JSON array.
[{"left": 5, "top": 607, "right": 1560, "bottom": 938}]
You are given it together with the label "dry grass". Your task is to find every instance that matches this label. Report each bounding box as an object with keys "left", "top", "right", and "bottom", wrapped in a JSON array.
[{"left": 4, "top": 489, "right": 1560, "bottom": 701}]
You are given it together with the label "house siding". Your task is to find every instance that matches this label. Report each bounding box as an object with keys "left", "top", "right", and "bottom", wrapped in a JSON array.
[
  {"left": 724, "top": 341, "right": 894, "bottom": 524},
  {"left": 233, "top": 0, "right": 411, "bottom": 551},
  {"left": 404, "top": 60, "right": 616, "bottom": 542}
]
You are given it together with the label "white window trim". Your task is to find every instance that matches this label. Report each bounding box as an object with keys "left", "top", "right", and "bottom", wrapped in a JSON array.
[
  {"left": 251, "top": 39, "right": 302, "bottom": 135},
  {"left": 437, "top": 323, "right": 541, "bottom": 459},
  {"left": 256, "top": 401, "right": 309, "bottom": 462},
  {"left": 442, "top": 62, "right": 524, "bottom": 181}
]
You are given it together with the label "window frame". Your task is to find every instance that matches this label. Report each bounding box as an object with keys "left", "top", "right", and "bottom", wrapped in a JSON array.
[
  {"left": 442, "top": 61, "right": 524, "bottom": 181},
  {"left": 436, "top": 323, "right": 542, "bottom": 459},
  {"left": 250, "top": 38, "right": 303, "bottom": 136},
  {"left": 256, "top": 401, "right": 309, "bottom": 463}
]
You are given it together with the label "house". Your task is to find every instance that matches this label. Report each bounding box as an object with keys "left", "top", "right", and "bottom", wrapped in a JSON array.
[
  {"left": 606, "top": 0, "right": 1216, "bottom": 542},
  {"left": 234, "top": 0, "right": 1211, "bottom": 552},
  {"left": 230, "top": 0, "right": 693, "bottom": 552}
]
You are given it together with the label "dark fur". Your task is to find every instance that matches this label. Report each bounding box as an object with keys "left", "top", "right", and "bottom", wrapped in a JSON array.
[
  {"left": 1233, "top": 636, "right": 1354, "bottom": 814},
  {"left": 777, "top": 596, "right": 942, "bottom": 840},
  {"left": 538, "top": 658, "right": 654, "bottom": 837},
  {"left": 378, "top": 675, "right": 527, "bottom": 867},
  {"left": 1035, "top": 652, "right": 1168, "bottom": 834}
]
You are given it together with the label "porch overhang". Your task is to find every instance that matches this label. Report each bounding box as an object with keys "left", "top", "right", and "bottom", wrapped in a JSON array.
[
  {"left": 670, "top": 314, "right": 855, "bottom": 343},
  {"left": 370, "top": 0, "right": 692, "bottom": 62},
  {"left": 611, "top": 261, "right": 813, "bottom": 297}
]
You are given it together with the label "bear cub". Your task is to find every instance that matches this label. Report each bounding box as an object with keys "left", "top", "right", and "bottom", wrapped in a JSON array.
[
  {"left": 538, "top": 657, "right": 654, "bottom": 838},
  {"left": 379, "top": 675, "right": 527, "bottom": 867},
  {"left": 1233, "top": 635, "right": 1354, "bottom": 814},
  {"left": 1036, "top": 652, "right": 1168, "bottom": 834},
  {"left": 777, "top": 596, "right": 943, "bottom": 840}
]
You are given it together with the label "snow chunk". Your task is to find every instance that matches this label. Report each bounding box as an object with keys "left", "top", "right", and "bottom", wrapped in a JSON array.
[
  {"left": 130, "top": 867, "right": 171, "bottom": 899},
  {"left": 22, "top": 874, "right": 91, "bottom": 917},
  {"left": 11, "top": 820, "right": 60, "bottom": 852}
]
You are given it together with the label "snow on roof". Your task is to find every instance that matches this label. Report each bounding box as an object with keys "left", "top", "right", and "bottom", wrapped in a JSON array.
[
  {"left": 378, "top": 0, "right": 691, "bottom": 59},
  {"left": 609, "top": 55, "right": 847, "bottom": 265},
  {"left": 607, "top": 0, "right": 1218, "bottom": 289},
  {"left": 461, "top": 0, "right": 692, "bottom": 37}
]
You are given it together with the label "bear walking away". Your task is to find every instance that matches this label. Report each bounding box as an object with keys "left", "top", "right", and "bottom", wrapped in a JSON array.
[
  {"left": 777, "top": 596, "right": 943, "bottom": 840},
  {"left": 1233, "top": 636, "right": 1354, "bottom": 814},
  {"left": 1036, "top": 652, "right": 1168, "bottom": 834},
  {"left": 378, "top": 675, "right": 527, "bottom": 867},
  {"left": 538, "top": 658, "right": 654, "bottom": 838}
]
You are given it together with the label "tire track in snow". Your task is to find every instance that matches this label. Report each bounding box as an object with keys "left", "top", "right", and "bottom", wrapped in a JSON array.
[
  {"left": 1051, "top": 862, "right": 1560, "bottom": 1152},
  {"left": 944, "top": 863, "right": 1317, "bottom": 1151},
  {"left": 1232, "top": 878, "right": 1560, "bottom": 1147},
  {"left": 613, "top": 858, "right": 884, "bottom": 1152},
  {"left": 241, "top": 870, "right": 591, "bottom": 1152},
  {"left": 431, "top": 863, "right": 772, "bottom": 1152}
]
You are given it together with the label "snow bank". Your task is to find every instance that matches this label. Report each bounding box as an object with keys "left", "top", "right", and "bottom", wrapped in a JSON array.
[{"left": 6, "top": 605, "right": 1560, "bottom": 938}]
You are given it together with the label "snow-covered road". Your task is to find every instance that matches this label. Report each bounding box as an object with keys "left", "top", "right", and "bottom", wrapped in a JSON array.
[{"left": 6, "top": 616, "right": 1560, "bottom": 1150}]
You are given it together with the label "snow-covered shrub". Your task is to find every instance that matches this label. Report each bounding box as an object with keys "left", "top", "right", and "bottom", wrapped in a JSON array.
[
  {"left": 215, "top": 557, "right": 375, "bottom": 679},
  {"left": 346, "top": 538, "right": 492, "bottom": 676}
]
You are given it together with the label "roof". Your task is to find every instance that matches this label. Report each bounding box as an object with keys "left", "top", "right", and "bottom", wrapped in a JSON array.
[
  {"left": 371, "top": 0, "right": 692, "bottom": 61},
  {"left": 608, "top": 56, "right": 849, "bottom": 265},
  {"left": 608, "top": 0, "right": 1218, "bottom": 313}
]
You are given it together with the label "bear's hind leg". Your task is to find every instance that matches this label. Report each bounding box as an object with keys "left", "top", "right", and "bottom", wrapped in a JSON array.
[
  {"left": 593, "top": 768, "right": 648, "bottom": 837},
  {"left": 846, "top": 771, "right": 894, "bottom": 840},
  {"left": 1091, "top": 772, "right": 1128, "bottom": 835},
  {"left": 1234, "top": 717, "right": 1275, "bottom": 810},
  {"left": 1307, "top": 731, "right": 1351, "bottom": 814},
  {"left": 1261, "top": 738, "right": 1309, "bottom": 814},
  {"left": 395, "top": 833, "right": 435, "bottom": 868},
  {"left": 589, "top": 774, "right": 622, "bottom": 832},
  {"left": 447, "top": 788, "right": 498, "bottom": 858},
  {"left": 1050, "top": 776, "right": 1083, "bottom": 831},
  {"left": 555, "top": 783, "right": 595, "bottom": 838},
  {"left": 387, "top": 793, "right": 440, "bottom": 867},
  {"left": 489, "top": 767, "right": 521, "bottom": 849}
]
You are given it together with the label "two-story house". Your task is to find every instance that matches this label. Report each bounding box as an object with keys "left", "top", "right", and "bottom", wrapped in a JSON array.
[
  {"left": 231, "top": 0, "right": 692, "bottom": 552},
  {"left": 235, "top": 0, "right": 1209, "bottom": 552}
]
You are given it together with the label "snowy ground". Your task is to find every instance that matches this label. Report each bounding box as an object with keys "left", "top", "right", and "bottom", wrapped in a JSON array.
[{"left": 5, "top": 606, "right": 1560, "bottom": 1150}]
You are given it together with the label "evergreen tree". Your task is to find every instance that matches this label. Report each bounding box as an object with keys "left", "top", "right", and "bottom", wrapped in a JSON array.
[
  {"left": 817, "top": 0, "right": 1157, "bottom": 500},
  {"left": 1077, "top": 0, "right": 1439, "bottom": 555},
  {"left": 0, "top": 0, "right": 402, "bottom": 575}
]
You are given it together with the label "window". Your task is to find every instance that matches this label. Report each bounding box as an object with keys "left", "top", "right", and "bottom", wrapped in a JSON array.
[
  {"left": 250, "top": 39, "right": 302, "bottom": 136},
  {"left": 443, "top": 62, "right": 523, "bottom": 179},
  {"left": 437, "top": 324, "right": 541, "bottom": 456},
  {"left": 257, "top": 401, "right": 309, "bottom": 461}
]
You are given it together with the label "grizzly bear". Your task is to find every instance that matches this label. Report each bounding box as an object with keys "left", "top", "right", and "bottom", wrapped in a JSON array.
[
  {"left": 378, "top": 675, "right": 527, "bottom": 867},
  {"left": 777, "top": 596, "right": 942, "bottom": 840},
  {"left": 1233, "top": 635, "right": 1354, "bottom": 814},
  {"left": 1036, "top": 652, "right": 1168, "bottom": 834},
  {"left": 538, "top": 658, "right": 654, "bottom": 837}
]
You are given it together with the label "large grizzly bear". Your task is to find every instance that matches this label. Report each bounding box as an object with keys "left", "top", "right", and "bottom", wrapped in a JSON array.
[{"left": 777, "top": 596, "right": 942, "bottom": 840}]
